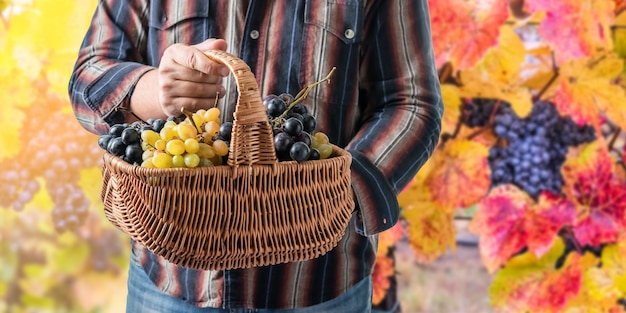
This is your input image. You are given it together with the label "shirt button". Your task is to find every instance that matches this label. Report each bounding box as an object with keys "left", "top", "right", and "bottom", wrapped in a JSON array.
[
  {"left": 250, "top": 30, "right": 260, "bottom": 39},
  {"left": 344, "top": 29, "right": 355, "bottom": 39}
]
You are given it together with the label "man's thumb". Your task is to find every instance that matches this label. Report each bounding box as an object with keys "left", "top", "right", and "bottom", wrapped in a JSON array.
[{"left": 193, "top": 38, "right": 228, "bottom": 52}]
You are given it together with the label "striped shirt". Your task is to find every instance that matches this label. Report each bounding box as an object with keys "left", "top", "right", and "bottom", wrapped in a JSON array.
[{"left": 69, "top": 0, "right": 443, "bottom": 309}]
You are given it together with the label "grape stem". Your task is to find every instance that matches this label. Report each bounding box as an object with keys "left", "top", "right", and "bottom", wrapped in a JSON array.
[
  {"left": 116, "top": 106, "right": 147, "bottom": 124},
  {"left": 273, "top": 67, "right": 336, "bottom": 127},
  {"left": 181, "top": 108, "right": 203, "bottom": 133},
  {"left": 533, "top": 52, "right": 558, "bottom": 102}
]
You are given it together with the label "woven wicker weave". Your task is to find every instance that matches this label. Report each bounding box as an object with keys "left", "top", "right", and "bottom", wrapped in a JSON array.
[{"left": 101, "top": 50, "right": 354, "bottom": 271}]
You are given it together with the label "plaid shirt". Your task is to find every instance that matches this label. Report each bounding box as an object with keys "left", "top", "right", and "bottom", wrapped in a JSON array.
[{"left": 69, "top": 0, "right": 442, "bottom": 309}]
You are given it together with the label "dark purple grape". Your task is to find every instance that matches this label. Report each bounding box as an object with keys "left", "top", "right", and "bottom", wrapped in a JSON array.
[
  {"left": 263, "top": 94, "right": 278, "bottom": 108},
  {"left": 283, "top": 117, "right": 303, "bottom": 136},
  {"left": 274, "top": 132, "right": 294, "bottom": 152},
  {"left": 107, "top": 137, "right": 126, "bottom": 156},
  {"left": 219, "top": 121, "right": 233, "bottom": 141},
  {"left": 278, "top": 93, "right": 295, "bottom": 105},
  {"left": 121, "top": 128, "right": 140, "bottom": 145},
  {"left": 308, "top": 148, "right": 320, "bottom": 160},
  {"left": 152, "top": 119, "right": 166, "bottom": 132},
  {"left": 124, "top": 144, "right": 143, "bottom": 164},
  {"left": 98, "top": 135, "right": 114, "bottom": 150},
  {"left": 302, "top": 114, "right": 316, "bottom": 133},
  {"left": 294, "top": 132, "right": 312, "bottom": 146},
  {"left": 291, "top": 102, "right": 308, "bottom": 115},
  {"left": 108, "top": 124, "right": 126, "bottom": 137},
  {"left": 267, "top": 98, "right": 287, "bottom": 118},
  {"left": 289, "top": 142, "right": 311, "bottom": 162}
]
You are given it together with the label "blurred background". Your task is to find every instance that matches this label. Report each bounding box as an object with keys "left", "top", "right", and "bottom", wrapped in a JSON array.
[{"left": 2, "top": 1, "right": 626, "bottom": 312}]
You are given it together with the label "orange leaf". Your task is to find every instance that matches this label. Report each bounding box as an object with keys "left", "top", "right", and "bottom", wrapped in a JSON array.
[
  {"left": 377, "top": 222, "right": 405, "bottom": 255},
  {"left": 428, "top": 0, "right": 509, "bottom": 70},
  {"left": 426, "top": 138, "right": 491, "bottom": 209},
  {"left": 371, "top": 253, "right": 395, "bottom": 306},
  {"left": 469, "top": 185, "right": 576, "bottom": 273},
  {"left": 562, "top": 142, "right": 626, "bottom": 247}
]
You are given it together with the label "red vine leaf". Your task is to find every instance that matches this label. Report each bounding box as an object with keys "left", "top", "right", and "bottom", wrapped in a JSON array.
[
  {"left": 490, "top": 238, "right": 599, "bottom": 313},
  {"left": 469, "top": 185, "right": 576, "bottom": 273},
  {"left": 525, "top": 0, "right": 615, "bottom": 63},
  {"left": 425, "top": 138, "right": 491, "bottom": 209},
  {"left": 428, "top": 0, "right": 509, "bottom": 70},
  {"left": 562, "top": 142, "right": 626, "bottom": 247}
]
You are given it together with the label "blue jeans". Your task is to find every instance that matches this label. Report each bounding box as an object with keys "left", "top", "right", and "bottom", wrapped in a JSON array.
[{"left": 125, "top": 257, "right": 373, "bottom": 313}]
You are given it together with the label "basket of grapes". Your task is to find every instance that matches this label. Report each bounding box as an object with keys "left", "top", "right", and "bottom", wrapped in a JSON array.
[{"left": 99, "top": 50, "right": 354, "bottom": 271}]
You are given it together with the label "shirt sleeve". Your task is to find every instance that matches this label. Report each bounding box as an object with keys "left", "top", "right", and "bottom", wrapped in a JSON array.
[
  {"left": 68, "top": 0, "right": 154, "bottom": 135},
  {"left": 347, "top": 0, "right": 443, "bottom": 236}
]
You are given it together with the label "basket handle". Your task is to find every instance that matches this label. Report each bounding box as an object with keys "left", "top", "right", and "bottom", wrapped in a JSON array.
[{"left": 204, "top": 50, "right": 277, "bottom": 166}]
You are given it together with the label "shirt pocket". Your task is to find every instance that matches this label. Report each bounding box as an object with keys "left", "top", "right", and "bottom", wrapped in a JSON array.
[
  {"left": 304, "top": 0, "right": 364, "bottom": 44},
  {"left": 149, "top": 0, "right": 210, "bottom": 30}
]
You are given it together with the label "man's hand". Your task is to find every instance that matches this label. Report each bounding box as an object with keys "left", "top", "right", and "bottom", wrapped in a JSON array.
[{"left": 158, "top": 38, "right": 229, "bottom": 116}]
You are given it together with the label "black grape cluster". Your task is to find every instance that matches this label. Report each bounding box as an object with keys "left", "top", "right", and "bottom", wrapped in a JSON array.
[
  {"left": 98, "top": 120, "right": 158, "bottom": 166},
  {"left": 488, "top": 101, "right": 596, "bottom": 198},
  {"left": 461, "top": 98, "right": 500, "bottom": 127},
  {"left": 263, "top": 93, "right": 332, "bottom": 162},
  {"left": 0, "top": 109, "right": 101, "bottom": 233}
]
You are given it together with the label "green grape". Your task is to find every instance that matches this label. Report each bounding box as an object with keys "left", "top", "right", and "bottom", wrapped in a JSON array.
[
  {"left": 172, "top": 155, "right": 185, "bottom": 168},
  {"left": 184, "top": 138, "right": 200, "bottom": 154},
  {"left": 318, "top": 144, "right": 332, "bottom": 159},
  {"left": 184, "top": 153, "right": 200, "bottom": 168},
  {"left": 141, "top": 129, "right": 161, "bottom": 146},
  {"left": 166, "top": 139, "right": 186, "bottom": 155},
  {"left": 152, "top": 152, "right": 173, "bottom": 168}
]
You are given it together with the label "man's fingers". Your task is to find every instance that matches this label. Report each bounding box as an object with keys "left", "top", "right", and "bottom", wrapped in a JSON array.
[
  {"left": 192, "top": 38, "right": 228, "bottom": 52},
  {"left": 168, "top": 44, "right": 228, "bottom": 77}
]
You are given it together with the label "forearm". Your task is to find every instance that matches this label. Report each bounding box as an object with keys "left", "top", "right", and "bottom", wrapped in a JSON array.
[
  {"left": 68, "top": 0, "right": 151, "bottom": 135},
  {"left": 348, "top": 0, "right": 443, "bottom": 235}
]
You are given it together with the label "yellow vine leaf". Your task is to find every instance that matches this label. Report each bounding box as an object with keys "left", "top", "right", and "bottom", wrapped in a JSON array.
[
  {"left": 459, "top": 24, "right": 533, "bottom": 118},
  {"left": 440, "top": 84, "right": 461, "bottom": 136},
  {"left": 402, "top": 202, "right": 456, "bottom": 264},
  {"left": 551, "top": 52, "right": 626, "bottom": 132},
  {"left": 398, "top": 159, "right": 456, "bottom": 264},
  {"left": 425, "top": 138, "right": 491, "bottom": 209}
]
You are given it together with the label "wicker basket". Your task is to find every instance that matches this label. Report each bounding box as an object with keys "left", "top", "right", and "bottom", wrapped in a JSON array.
[{"left": 100, "top": 50, "right": 354, "bottom": 271}]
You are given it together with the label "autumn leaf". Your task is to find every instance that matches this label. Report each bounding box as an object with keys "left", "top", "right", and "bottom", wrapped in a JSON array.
[
  {"left": 397, "top": 157, "right": 456, "bottom": 263},
  {"left": 425, "top": 138, "right": 491, "bottom": 209},
  {"left": 440, "top": 84, "right": 461, "bottom": 136},
  {"left": 525, "top": 0, "right": 615, "bottom": 63},
  {"left": 371, "top": 253, "right": 395, "bottom": 306},
  {"left": 564, "top": 239, "right": 626, "bottom": 312},
  {"left": 490, "top": 238, "right": 599, "bottom": 313},
  {"left": 428, "top": 0, "right": 509, "bottom": 70},
  {"left": 562, "top": 142, "right": 626, "bottom": 247},
  {"left": 402, "top": 202, "right": 456, "bottom": 264},
  {"left": 469, "top": 185, "right": 576, "bottom": 273},
  {"left": 550, "top": 52, "right": 626, "bottom": 133},
  {"left": 458, "top": 25, "right": 534, "bottom": 118},
  {"left": 377, "top": 221, "right": 405, "bottom": 256}
]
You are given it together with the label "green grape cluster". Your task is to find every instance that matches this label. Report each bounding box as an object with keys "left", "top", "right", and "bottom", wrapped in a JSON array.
[{"left": 98, "top": 107, "right": 231, "bottom": 168}]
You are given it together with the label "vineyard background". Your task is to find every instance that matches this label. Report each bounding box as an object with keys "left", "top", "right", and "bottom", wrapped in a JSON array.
[{"left": 2, "top": 1, "right": 626, "bottom": 313}]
